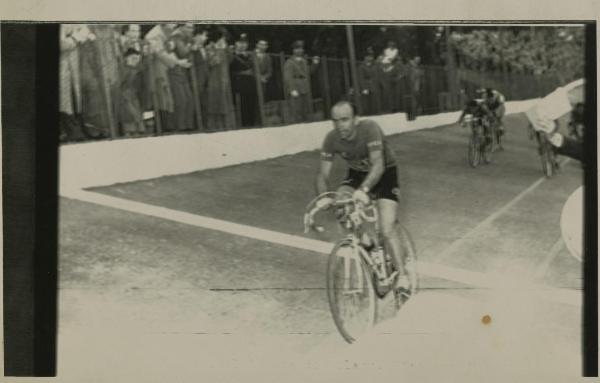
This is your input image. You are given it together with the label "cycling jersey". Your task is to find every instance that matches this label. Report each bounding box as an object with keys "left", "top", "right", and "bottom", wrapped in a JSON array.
[
  {"left": 486, "top": 90, "right": 505, "bottom": 111},
  {"left": 320, "top": 119, "right": 397, "bottom": 172},
  {"left": 463, "top": 99, "right": 489, "bottom": 118}
]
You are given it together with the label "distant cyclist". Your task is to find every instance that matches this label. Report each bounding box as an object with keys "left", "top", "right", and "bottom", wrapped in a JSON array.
[
  {"left": 315, "top": 101, "right": 417, "bottom": 295},
  {"left": 482, "top": 88, "right": 506, "bottom": 148},
  {"left": 457, "top": 97, "right": 493, "bottom": 126}
]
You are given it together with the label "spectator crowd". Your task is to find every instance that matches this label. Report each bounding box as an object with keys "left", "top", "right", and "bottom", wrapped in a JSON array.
[{"left": 60, "top": 23, "right": 428, "bottom": 142}]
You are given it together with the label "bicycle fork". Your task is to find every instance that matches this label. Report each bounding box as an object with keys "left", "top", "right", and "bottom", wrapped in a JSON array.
[{"left": 341, "top": 240, "right": 364, "bottom": 294}]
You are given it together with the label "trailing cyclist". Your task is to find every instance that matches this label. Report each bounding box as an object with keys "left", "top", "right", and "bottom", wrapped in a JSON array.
[{"left": 482, "top": 88, "right": 506, "bottom": 149}]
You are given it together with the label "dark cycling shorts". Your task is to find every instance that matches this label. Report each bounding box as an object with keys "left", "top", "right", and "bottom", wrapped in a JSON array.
[{"left": 341, "top": 166, "right": 400, "bottom": 202}]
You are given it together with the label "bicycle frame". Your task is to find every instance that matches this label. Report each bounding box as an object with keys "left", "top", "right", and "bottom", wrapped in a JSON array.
[
  {"left": 305, "top": 191, "right": 395, "bottom": 287},
  {"left": 306, "top": 191, "right": 417, "bottom": 342}
]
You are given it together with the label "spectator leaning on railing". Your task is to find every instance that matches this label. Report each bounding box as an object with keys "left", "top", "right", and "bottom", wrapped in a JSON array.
[
  {"left": 205, "top": 27, "right": 236, "bottom": 131},
  {"left": 120, "top": 24, "right": 153, "bottom": 133},
  {"left": 230, "top": 33, "right": 259, "bottom": 127},
  {"left": 145, "top": 23, "right": 182, "bottom": 132},
  {"left": 283, "top": 40, "right": 320, "bottom": 123},
  {"left": 191, "top": 27, "right": 210, "bottom": 129},
  {"left": 408, "top": 56, "right": 425, "bottom": 116},
  {"left": 118, "top": 48, "right": 145, "bottom": 137},
  {"left": 253, "top": 38, "right": 273, "bottom": 102},
  {"left": 168, "top": 23, "right": 195, "bottom": 132},
  {"left": 79, "top": 24, "right": 121, "bottom": 139},
  {"left": 376, "top": 41, "right": 401, "bottom": 113},
  {"left": 59, "top": 24, "right": 94, "bottom": 141},
  {"left": 358, "top": 47, "right": 381, "bottom": 116}
]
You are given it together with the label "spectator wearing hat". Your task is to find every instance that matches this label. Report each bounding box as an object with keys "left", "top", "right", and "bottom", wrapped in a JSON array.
[
  {"left": 120, "top": 24, "right": 153, "bottom": 126},
  {"left": 358, "top": 47, "right": 381, "bottom": 115},
  {"left": 59, "top": 24, "right": 95, "bottom": 141},
  {"left": 205, "top": 28, "right": 236, "bottom": 131},
  {"left": 78, "top": 24, "right": 122, "bottom": 138},
  {"left": 120, "top": 24, "right": 144, "bottom": 54},
  {"left": 191, "top": 27, "right": 210, "bottom": 128},
  {"left": 252, "top": 38, "right": 273, "bottom": 101},
  {"left": 145, "top": 23, "right": 190, "bottom": 132},
  {"left": 118, "top": 48, "right": 145, "bottom": 137},
  {"left": 376, "top": 41, "right": 401, "bottom": 113},
  {"left": 168, "top": 23, "right": 196, "bottom": 131},
  {"left": 230, "top": 33, "right": 259, "bottom": 127},
  {"left": 283, "top": 40, "right": 319, "bottom": 123},
  {"left": 408, "top": 56, "right": 425, "bottom": 116}
]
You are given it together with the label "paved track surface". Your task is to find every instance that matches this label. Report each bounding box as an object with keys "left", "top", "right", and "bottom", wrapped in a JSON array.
[{"left": 58, "top": 113, "right": 583, "bottom": 382}]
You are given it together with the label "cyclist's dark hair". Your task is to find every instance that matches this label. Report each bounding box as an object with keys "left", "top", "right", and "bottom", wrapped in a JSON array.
[
  {"left": 485, "top": 88, "right": 494, "bottom": 97},
  {"left": 332, "top": 100, "right": 358, "bottom": 116}
]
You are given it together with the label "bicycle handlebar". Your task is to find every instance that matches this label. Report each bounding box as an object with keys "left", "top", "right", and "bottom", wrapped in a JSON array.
[{"left": 303, "top": 191, "right": 377, "bottom": 234}]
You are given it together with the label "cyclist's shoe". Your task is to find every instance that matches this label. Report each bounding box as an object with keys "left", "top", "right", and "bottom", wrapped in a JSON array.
[
  {"left": 394, "top": 275, "right": 410, "bottom": 290},
  {"left": 405, "top": 258, "right": 418, "bottom": 296},
  {"left": 393, "top": 275, "right": 411, "bottom": 310}
]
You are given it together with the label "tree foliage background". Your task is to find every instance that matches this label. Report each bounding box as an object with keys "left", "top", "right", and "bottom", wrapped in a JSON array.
[
  {"left": 138, "top": 24, "right": 585, "bottom": 80},
  {"left": 450, "top": 26, "right": 585, "bottom": 82}
]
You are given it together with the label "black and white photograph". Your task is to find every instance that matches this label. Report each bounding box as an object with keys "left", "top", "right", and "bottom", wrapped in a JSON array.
[{"left": 1, "top": 4, "right": 598, "bottom": 381}]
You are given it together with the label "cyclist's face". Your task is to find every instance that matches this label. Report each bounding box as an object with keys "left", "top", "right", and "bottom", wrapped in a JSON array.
[{"left": 331, "top": 105, "right": 356, "bottom": 140}]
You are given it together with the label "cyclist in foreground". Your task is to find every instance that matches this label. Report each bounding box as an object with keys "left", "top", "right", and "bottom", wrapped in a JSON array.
[{"left": 314, "top": 101, "right": 416, "bottom": 295}]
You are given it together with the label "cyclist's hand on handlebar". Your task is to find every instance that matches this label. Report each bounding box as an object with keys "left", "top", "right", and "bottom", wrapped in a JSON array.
[
  {"left": 315, "top": 197, "right": 334, "bottom": 210},
  {"left": 352, "top": 189, "right": 370, "bottom": 205}
]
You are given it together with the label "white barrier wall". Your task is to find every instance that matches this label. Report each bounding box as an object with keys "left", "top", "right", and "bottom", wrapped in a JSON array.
[{"left": 60, "top": 99, "right": 540, "bottom": 194}]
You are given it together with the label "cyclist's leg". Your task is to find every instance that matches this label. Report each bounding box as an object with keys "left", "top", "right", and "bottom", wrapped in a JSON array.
[
  {"left": 335, "top": 171, "right": 361, "bottom": 230},
  {"left": 376, "top": 198, "right": 405, "bottom": 278},
  {"left": 535, "top": 131, "right": 544, "bottom": 154},
  {"left": 496, "top": 104, "right": 506, "bottom": 133}
]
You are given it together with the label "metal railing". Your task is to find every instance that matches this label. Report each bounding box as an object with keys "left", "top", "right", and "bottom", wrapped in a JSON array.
[{"left": 60, "top": 43, "right": 573, "bottom": 143}]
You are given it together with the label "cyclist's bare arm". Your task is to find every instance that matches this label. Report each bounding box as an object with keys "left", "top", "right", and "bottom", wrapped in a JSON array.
[
  {"left": 316, "top": 160, "right": 333, "bottom": 195},
  {"left": 359, "top": 149, "right": 385, "bottom": 192}
]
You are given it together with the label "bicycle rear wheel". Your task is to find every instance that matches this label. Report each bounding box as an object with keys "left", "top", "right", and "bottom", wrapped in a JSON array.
[
  {"left": 482, "top": 135, "right": 493, "bottom": 164},
  {"left": 327, "top": 242, "right": 377, "bottom": 344}
]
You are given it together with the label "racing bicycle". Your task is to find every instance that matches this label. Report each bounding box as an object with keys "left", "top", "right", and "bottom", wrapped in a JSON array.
[
  {"left": 463, "top": 114, "right": 494, "bottom": 167},
  {"left": 304, "top": 191, "right": 418, "bottom": 343}
]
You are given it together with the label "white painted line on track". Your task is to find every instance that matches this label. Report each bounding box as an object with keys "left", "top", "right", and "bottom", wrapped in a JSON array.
[
  {"left": 63, "top": 188, "right": 581, "bottom": 307},
  {"left": 534, "top": 237, "right": 566, "bottom": 280},
  {"left": 438, "top": 158, "right": 571, "bottom": 263}
]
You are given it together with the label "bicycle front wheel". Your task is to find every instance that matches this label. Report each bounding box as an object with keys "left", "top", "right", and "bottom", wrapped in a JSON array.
[
  {"left": 327, "top": 242, "right": 377, "bottom": 344},
  {"left": 468, "top": 136, "right": 481, "bottom": 168}
]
